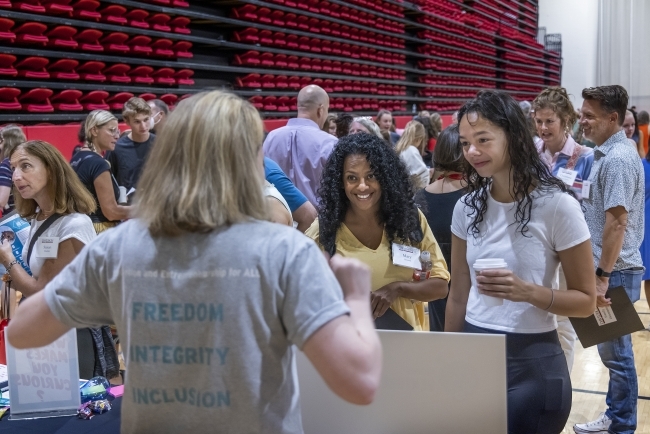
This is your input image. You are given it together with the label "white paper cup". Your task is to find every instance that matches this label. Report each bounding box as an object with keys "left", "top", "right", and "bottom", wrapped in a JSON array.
[
  {"left": 473, "top": 258, "right": 508, "bottom": 307},
  {"left": 118, "top": 186, "right": 127, "bottom": 204}
]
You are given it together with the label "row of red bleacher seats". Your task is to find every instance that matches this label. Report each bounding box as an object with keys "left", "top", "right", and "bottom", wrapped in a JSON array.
[
  {"left": 419, "top": 75, "right": 496, "bottom": 87},
  {"left": 232, "top": 29, "right": 404, "bottom": 64},
  {"left": 0, "top": 55, "right": 194, "bottom": 85},
  {"left": 236, "top": 74, "right": 405, "bottom": 95},
  {"left": 231, "top": 4, "right": 403, "bottom": 35},
  {"left": 420, "top": 101, "right": 462, "bottom": 111},
  {"left": 3, "top": 1, "right": 190, "bottom": 32},
  {"left": 417, "top": 30, "right": 497, "bottom": 56},
  {"left": 419, "top": 88, "right": 481, "bottom": 98},
  {"left": 248, "top": 95, "right": 406, "bottom": 112},
  {"left": 0, "top": 0, "right": 189, "bottom": 13},
  {"left": 0, "top": 87, "right": 186, "bottom": 112},
  {"left": 233, "top": 51, "right": 406, "bottom": 79},
  {"left": 417, "top": 58, "right": 495, "bottom": 77},
  {"left": 265, "top": 0, "right": 404, "bottom": 19},
  {"left": 0, "top": 19, "right": 193, "bottom": 57},
  {"left": 417, "top": 45, "right": 496, "bottom": 68}
]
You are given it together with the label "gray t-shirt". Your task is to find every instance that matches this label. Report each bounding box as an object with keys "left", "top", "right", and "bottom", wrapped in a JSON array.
[
  {"left": 43, "top": 219, "right": 349, "bottom": 434},
  {"left": 583, "top": 130, "right": 645, "bottom": 270}
]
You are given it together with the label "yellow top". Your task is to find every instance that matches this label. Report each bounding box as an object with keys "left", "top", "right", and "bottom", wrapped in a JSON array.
[{"left": 305, "top": 210, "right": 450, "bottom": 331}]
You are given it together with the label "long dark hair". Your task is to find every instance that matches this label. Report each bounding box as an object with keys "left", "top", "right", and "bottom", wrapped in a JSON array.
[
  {"left": 458, "top": 90, "right": 569, "bottom": 237},
  {"left": 317, "top": 133, "right": 422, "bottom": 257}
]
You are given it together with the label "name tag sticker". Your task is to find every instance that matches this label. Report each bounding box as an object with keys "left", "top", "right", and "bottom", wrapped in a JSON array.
[
  {"left": 595, "top": 305, "right": 617, "bottom": 326},
  {"left": 582, "top": 181, "right": 592, "bottom": 200},
  {"left": 557, "top": 168, "right": 578, "bottom": 186},
  {"left": 36, "top": 236, "right": 59, "bottom": 259},
  {"left": 391, "top": 244, "right": 420, "bottom": 269}
]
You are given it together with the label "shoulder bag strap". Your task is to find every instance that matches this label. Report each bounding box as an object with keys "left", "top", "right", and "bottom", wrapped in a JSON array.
[
  {"left": 27, "top": 213, "right": 63, "bottom": 265},
  {"left": 565, "top": 143, "right": 583, "bottom": 171}
]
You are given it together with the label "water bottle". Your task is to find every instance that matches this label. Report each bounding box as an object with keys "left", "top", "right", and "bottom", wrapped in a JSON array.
[{"left": 412, "top": 251, "right": 433, "bottom": 282}]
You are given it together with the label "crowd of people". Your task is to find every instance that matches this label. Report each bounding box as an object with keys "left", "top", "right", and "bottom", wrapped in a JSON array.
[{"left": 0, "top": 82, "right": 647, "bottom": 433}]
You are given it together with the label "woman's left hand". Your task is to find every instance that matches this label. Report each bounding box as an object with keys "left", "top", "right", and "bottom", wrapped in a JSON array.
[
  {"left": 0, "top": 236, "right": 14, "bottom": 265},
  {"left": 371, "top": 282, "right": 401, "bottom": 319},
  {"left": 476, "top": 269, "right": 532, "bottom": 302}
]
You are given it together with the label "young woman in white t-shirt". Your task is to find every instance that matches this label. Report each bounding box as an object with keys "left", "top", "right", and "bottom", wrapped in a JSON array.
[
  {"left": 445, "top": 91, "right": 596, "bottom": 433},
  {"left": 0, "top": 140, "right": 110, "bottom": 380}
]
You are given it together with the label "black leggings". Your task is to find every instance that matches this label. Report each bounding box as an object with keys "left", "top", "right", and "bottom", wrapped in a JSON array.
[{"left": 463, "top": 322, "right": 571, "bottom": 434}]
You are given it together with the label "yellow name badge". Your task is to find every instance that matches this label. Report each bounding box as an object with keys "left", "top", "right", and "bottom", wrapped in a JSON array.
[
  {"left": 36, "top": 236, "right": 59, "bottom": 259},
  {"left": 391, "top": 243, "right": 421, "bottom": 269}
]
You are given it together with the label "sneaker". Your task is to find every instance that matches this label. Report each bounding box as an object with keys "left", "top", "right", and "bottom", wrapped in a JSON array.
[{"left": 573, "top": 412, "right": 612, "bottom": 433}]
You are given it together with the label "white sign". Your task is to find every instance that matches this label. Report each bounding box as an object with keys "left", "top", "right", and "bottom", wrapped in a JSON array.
[
  {"left": 391, "top": 244, "right": 421, "bottom": 269},
  {"left": 556, "top": 168, "right": 578, "bottom": 187},
  {"left": 6, "top": 328, "right": 80, "bottom": 418},
  {"left": 595, "top": 306, "right": 617, "bottom": 326}
]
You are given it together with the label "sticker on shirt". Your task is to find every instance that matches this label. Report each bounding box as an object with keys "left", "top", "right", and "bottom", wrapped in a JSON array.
[
  {"left": 594, "top": 305, "right": 617, "bottom": 326},
  {"left": 556, "top": 168, "right": 578, "bottom": 186},
  {"left": 581, "top": 181, "right": 592, "bottom": 201},
  {"left": 391, "top": 244, "right": 421, "bottom": 269},
  {"left": 36, "top": 236, "right": 59, "bottom": 259}
]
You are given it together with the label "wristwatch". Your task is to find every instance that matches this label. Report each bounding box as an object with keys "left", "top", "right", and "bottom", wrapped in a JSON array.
[{"left": 596, "top": 267, "right": 611, "bottom": 278}]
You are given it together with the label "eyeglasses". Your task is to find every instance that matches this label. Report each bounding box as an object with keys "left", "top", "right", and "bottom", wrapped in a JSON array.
[{"left": 106, "top": 127, "right": 120, "bottom": 137}]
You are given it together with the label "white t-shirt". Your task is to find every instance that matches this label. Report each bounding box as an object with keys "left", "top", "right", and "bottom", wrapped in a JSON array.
[
  {"left": 22, "top": 213, "right": 96, "bottom": 278},
  {"left": 451, "top": 187, "right": 590, "bottom": 333},
  {"left": 399, "top": 146, "right": 429, "bottom": 189}
]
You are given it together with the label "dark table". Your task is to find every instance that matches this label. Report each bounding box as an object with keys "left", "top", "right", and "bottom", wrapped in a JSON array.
[{"left": 0, "top": 396, "right": 121, "bottom": 434}]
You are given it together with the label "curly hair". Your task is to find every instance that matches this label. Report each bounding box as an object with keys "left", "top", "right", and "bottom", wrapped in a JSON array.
[
  {"left": 335, "top": 112, "right": 354, "bottom": 138},
  {"left": 317, "top": 133, "right": 423, "bottom": 257},
  {"left": 458, "top": 90, "right": 569, "bottom": 237},
  {"left": 532, "top": 87, "right": 577, "bottom": 130}
]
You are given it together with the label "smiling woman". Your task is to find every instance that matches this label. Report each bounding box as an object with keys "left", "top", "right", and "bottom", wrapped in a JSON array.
[
  {"left": 306, "top": 132, "right": 450, "bottom": 330},
  {"left": 446, "top": 90, "right": 597, "bottom": 432}
]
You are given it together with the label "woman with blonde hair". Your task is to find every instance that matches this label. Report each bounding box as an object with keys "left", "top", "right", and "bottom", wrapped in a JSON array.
[
  {"left": 322, "top": 113, "right": 337, "bottom": 136},
  {"left": 7, "top": 91, "right": 381, "bottom": 433},
  {"left": 395, "top": 121, "right": 430, "bottom": 189},
  {"left": 0, "top": 125, "right": 26, "bottom": 214},
  {"left": 70, "top": 110, "right": 131, "bottom": 234},
  {"left": 0, "top": 140, "right": 119, "bottom": 380}
]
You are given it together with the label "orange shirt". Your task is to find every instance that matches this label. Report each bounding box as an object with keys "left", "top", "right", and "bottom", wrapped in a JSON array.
[{"left": 639, "top": 124, "right": 649, "bottom": 154}]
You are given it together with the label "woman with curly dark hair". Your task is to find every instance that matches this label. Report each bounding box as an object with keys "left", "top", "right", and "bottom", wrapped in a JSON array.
[
  {"left": 445, "top": 90, "right": 596, "bottom": 432},
  {"left": 306, "top": 133, "right": 450, "bottom": 331}
]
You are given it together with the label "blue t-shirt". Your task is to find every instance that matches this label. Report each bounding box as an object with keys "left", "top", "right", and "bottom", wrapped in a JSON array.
[{"left": 264, "top": 157, "right": 308, "bottom": 212}]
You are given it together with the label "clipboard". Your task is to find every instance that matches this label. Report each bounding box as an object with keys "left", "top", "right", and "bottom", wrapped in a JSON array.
[
  {"left": 374, "top": 308, "right": 413, "bottom": 331},
  {"left": 569, "top": 286, "right": 644, "bottom": 348}
]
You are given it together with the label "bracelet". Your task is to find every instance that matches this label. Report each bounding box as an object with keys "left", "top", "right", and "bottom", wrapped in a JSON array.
[
  {"left": 544, "top": 287, "right": 555, "bottom": 311},
  {"left": 5, "top": 260, "right": 18, "bottom": 273}
]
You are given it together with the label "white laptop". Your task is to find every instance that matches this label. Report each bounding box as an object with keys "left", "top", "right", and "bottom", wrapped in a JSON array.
[{"left": 296, "top": 330, "right": 508, "bottom": 434}]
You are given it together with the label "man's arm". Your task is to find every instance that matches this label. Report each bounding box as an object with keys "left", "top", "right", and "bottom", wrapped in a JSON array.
[{"left": 597, "top": 206, "right": 627, "bottom": 305}]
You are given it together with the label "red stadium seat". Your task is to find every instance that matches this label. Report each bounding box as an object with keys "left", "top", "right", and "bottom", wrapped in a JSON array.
[
  {"left": 15, "top": 22, "right": 48, "bottom": 45},
  {"left": 47, "top": 58, "right": 79, "bottom": 80},
  {"left": 138, "top": 93, "right": 156, "bottom": 101},
  {"left": 277, "top": 95, "right": 290, "bottom": 112},
  {"left": 99, "top": 5, "right": 127, "bottom": 25},
  {"left": 248, "top": 96, "right": 262, "bottom": 110},
  {"left": 126, "top": 9, "right": 149, "bottom": 29},
  {"left": 101, "top": 32, "right": 129, "bottom": 53},
  {"left": 262, "top": 96, "right": 277, "bottom": 111},
  {"left": 0, "top": 0, "right": 9, "bottom": 7},
  {"left": 274, "top": 54, "right": 288, "bottom": 68},
  {"left": 0, "top": 54, "right": 17, "bottom": 77},
  {"left": 270, "top": 10, "right": 284, "bottom": 26},
  {"left": 233, "top": 51, "right": 260, "bottom": 66},
  {"left": 260, "top": 52, "right": 274, "bottom": 67},
  {"left": 80, "top": 90, "right": 109, "bottom": 110},
  {"left": 159, "top": 93, "right": 178, "bottom": 107},
  {"left": 232, "top": 4, "right": 258, "bottom": 21},
  {"left": 51, "top": 89, "right": 82, "bottom": 110},
  {"left": 260, "top": 74, "right": 275, "bottom": 88},
  {"left": 174, "top": 69, "right": 193, "bottom": 85},
  {"left": 128, "top": 35, "right": 152, "bottom": 55},
  {"left": 0, "top": 19, "right": 15, "bottom": 42},
  {"left": 103, "top": 63, "right": 131, "bottom": 83},
  {"left": 148, "top": 13, "right": 171, "bottom": 32},
  {"left": 42, "top": 0, "right": 73, "bottom": 15},
  {"left": 46, "top": 25, "right": 78, "bottom": 48},
  {"left": 171, "top": 0, "right": 188, "bottom": 7},
  {"left": 13, "top": 0, "right": 45, "bottom": 13},
  {"left": 72, "top": 0, "right": 100, "bottom": 20},
  {"left": 0, "top": 87, "right": 21, "bottom": 110},
  {"left": 76, "top": 29, "right": 103, "bottom": 51},
  {"left": 151, "top": 38, "right": 174, "bottom": 57},
  {"left": 169, "top": 16, "right": 190, "bottom": 34},
  {"left": 106, "top": 92, "right": 133, "bottom": 110},
  {"left": 235, "top": 73, "right": 261, "bottom": 88},
  {"left": 152, "top": 67, "right": 175, "bottom": 85},
  {"left": 172, "top": 40, "right": 192, "bottom": 58},
  {"left": 20, "top": 88, "right": 54, "bottom": 112},
  {"left": 233, "top": 28, "right": 259, "bottom": 44},
  {"left": 16, "top": 56, "right": 50, "bottom": 79},
  {"left": 78, "top": 61, "right": 105, "bottom": 81},
  {"left": 275, "top": 75, "right": 289, "bottom": 88},
  {"left": 129, "top": 65, "right": 154, "bottom": 84}
]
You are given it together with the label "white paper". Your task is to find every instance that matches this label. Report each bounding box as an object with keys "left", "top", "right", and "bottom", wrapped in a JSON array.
[
  {"left": 582, "top": 181, "right": 591, "bottom": 200},
  {"left": 35, "top": 237, "right": 59, "bottom": 259},
  {"left": 391, "top": 244, "right": 421, "bottom": 269},
  {"left": 594, "top": 305, "right": 617, "bottom": 326},
  {"left": 557, "top": 168, "right": 578, "bottom": 186}
]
